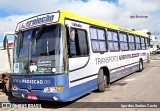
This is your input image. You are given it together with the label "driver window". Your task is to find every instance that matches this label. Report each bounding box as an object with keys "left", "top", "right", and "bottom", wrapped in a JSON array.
[{"left": 68, "top": 28, "right": 89, "bottom": 58}]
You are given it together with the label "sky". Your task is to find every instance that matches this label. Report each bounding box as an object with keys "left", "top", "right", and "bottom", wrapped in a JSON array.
[{"left": 0, "top": 0, "right": 160, "bottom": 43}]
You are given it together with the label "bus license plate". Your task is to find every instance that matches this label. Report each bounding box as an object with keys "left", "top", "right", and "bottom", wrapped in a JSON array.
[{"left": 27, "top": 95, "right": 38, "bottom": 100}]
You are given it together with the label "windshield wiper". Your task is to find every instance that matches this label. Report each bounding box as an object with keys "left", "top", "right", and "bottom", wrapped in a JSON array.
[
  {"left": 32, "top": 24, "right": 46, "bottom": 56},
  {"left": 35, "top": 24, "right": 46, "bottom": 41}
]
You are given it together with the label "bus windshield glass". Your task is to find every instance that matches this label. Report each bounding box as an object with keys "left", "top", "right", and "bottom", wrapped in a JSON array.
[{"left": 13, "top": 24, "right": 65, "bottom": 75}]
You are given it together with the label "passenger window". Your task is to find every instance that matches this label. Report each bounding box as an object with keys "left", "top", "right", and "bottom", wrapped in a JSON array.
[
  {"left": 141, "top": 37, "right": 146, "bottom": 50},
  {"left": 68, "top": 28, "right": 89, "bottom": 57},
  {"left": 107, "top": 30, "right": 119, "bottom": 51},
  {"left": 145, "top": 38, "right": 149, "bottom": 49},
  {"left": 119, "top": 32, "right": 128, "bottom": 51},
  {"left": 135, "top": 36, "right": 141, "bottom": 50},
  {"left": 128, "top": 34, "right": 136, "bottom": 50},
  {"left": 90, "top": 27, "right": 107, "bottom": 52}
]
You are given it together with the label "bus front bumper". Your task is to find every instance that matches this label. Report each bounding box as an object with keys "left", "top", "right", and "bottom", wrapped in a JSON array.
[{"left": 11, "top": 74, "right": 70, "bottom": 102}]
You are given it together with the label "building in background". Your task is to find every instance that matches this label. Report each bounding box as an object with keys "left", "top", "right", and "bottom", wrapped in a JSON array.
[
  {"left": 150, "top": 35, "right": 157, "bottom": 54},
  {"left": 136, "top": 29, "right": 159, "bottom": 54}
]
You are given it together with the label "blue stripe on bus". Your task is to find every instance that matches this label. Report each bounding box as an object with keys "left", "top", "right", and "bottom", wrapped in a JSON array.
[
  {"left": 69, "top": 79, "right": 98, "bottom": 101},
  {"left": 110, "top": 61, "right": 148, "bottom": 82},
  {"left": 70, "top": 73, "right": 97, "bottom": 83},
  {"left": 11, "top": 74, "right": 98, "bottom": 102},
  {"left": 11, "top": 61, "right": 147, "bottom": 102},
  {"left": 11, "top": 79, "right": 98, "bottom": 102}
]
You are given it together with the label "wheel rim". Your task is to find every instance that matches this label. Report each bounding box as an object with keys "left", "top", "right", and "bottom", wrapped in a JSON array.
[
  {"left": 140, "top": 62, "right": 142, "bottom": 70},
  {"left": 104, "top": 75, "right": 107, "bottom": 86}
]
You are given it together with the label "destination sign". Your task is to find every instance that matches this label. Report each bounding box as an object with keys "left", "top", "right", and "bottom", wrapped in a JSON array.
[{"left": 16, "top": 12, "right": 59, "bottom": 31}]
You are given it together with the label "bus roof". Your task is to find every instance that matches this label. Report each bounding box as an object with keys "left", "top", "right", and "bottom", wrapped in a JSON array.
[
  {"left": 60, "top": 10, "right": 149, "bottom": 37},
  {"left": 16, "top": 10, "right": 149, "bottom": 37}
]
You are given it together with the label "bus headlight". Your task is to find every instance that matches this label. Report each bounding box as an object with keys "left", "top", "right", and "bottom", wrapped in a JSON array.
[
  {"left": 12, "top": 85, "right": 18, "bottom": 90},
  {"left": 44, "top": 87, "right": 56, "bottom": 92},
  {"left": 44, "top": 86, "right": 63, "bottom": 92}
]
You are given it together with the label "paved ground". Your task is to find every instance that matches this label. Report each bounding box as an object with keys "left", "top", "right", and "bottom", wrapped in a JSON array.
[{"left": 0, "top": 56, "right": 160, "bottom": 111}]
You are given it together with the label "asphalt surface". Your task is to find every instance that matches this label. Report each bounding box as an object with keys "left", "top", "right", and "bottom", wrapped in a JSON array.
[{"left": 0, "top": 58, "right": 160, "bottom": 111}]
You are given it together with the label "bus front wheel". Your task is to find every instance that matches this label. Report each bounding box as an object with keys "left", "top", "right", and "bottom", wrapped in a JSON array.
[{"left": 98, "top": 69, "right": 107, "bottom": 92}]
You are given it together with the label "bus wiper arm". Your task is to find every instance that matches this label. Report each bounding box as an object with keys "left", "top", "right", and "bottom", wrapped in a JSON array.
[{"left": 35, "top": 24, "right": 46, "bottom": 41}]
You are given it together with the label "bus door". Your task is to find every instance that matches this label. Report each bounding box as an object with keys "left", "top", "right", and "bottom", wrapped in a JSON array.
[
  {"left": 67, "top": 27, "right": 89, "bottom": 71},
  {"left": 65, "top": 24, "right": 91, "bottom": 88}
]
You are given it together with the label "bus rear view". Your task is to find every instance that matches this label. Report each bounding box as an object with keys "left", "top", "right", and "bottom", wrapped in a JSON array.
[{"left": 11, "top": 11, "right": 70, "bottom": 101}]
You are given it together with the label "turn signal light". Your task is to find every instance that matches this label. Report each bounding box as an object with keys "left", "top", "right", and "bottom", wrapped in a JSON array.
[{"left": 57, "top": 86, "right": 63, "bottom": 91}]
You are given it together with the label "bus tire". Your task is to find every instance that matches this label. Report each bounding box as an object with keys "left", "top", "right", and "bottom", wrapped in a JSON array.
[
  {"left": 98, "top": 69, "right": 107, "bottom": 92},
  {"left": 138, "top": 60, "right": 143, "bottom": 72}
]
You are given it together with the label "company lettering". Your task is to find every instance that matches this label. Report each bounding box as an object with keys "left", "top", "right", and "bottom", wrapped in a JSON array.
[
  {"left": 21, "top": 79, "right": 43, "bottom": 84},
  {"left": 13, "top": 79, "right": 50, "bottom": 84},
  {"left": 95, "top": 52, "right": 146, "bottom": 65},
  {"left": 95, "top": 56, "right": 119, "bottom": 65},
  {"left": 119, "top": 54, "right": 132, "bottom": 60},
  {"left": 18, "top": 15, "right": 54, "bottom": 30},
  {"left": 26, "top": 15, "right": 54, "bottom": 27},
  {"left": 72, "top": 22, "right": 82, "bottom": 28}
]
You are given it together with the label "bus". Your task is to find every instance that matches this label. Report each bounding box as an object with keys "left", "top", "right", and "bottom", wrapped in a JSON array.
[{"left": 11, "top": 10, "right": 150, "bottom": 102}]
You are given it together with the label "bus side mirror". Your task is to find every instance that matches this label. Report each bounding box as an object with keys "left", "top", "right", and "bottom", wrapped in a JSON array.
[{"left": 3, "top": 36, "right": 7, "bottom": 50}]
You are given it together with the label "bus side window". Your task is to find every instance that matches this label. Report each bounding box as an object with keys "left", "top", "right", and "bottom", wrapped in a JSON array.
[
  {"left": 107, "top": 30, "right": 119, "bottom": 51},
  {"left": 135, "top": 36, "right": 141, "bottom": 50},
  {"left": 119, "top": 32, "right": 128, "bottom": 51},
  {"left": 68, "top": 28, "right": 88, "bottom": 58},
  {"left": 90, "top": 27, "right": 107, "bottom": 52},
  {"left": 145, "top": 38, "right": 149, "bottom": 49},
  {"left": 141, "top": 37, "right": 146, "bottom": 50},
  {"left": 128, "top": 34, "right": 136, "bottom": 50}
]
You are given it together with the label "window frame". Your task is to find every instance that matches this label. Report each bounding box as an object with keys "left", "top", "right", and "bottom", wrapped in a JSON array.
[
  {"left": 145, "top": 38, "right": 149, "bottom": 49},
  {"left": 135, "top": 35, "right": 142, "bottom": 50},
  {"left": 107, "top": 29, "right": 120, "bottom": 52},
  {"left": 128, "top": 34, "right": 136, "bottom": 50},
  {"left": 119, "top": 31, "right": 129, "bottom": 51},
  {"left": 140, "top": 36, "right": 146, "bottom": 50},
  {"left": 90, "top": 26, "right": 108, "bottom": 53},
  {"left": 68, "top": 27, "right": 89, "bottom": 58}
]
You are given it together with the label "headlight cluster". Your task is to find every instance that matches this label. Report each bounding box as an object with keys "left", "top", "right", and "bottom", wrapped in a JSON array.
[
  {"left": 44, "top": 86, "right": 63, "bottom": 92},
  {"left": 12, "top": 85, "right": 18, "bottom": 90}
]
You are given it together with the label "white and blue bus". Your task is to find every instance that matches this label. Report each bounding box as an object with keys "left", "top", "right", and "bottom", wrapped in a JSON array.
[{"left": 11, "top": 10, "right": 150, "bottom": 102}]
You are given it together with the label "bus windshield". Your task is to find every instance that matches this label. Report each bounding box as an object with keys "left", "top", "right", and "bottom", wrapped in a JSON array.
[{"left": 13, "top": 24, "right": 65, "bottom": 75}]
